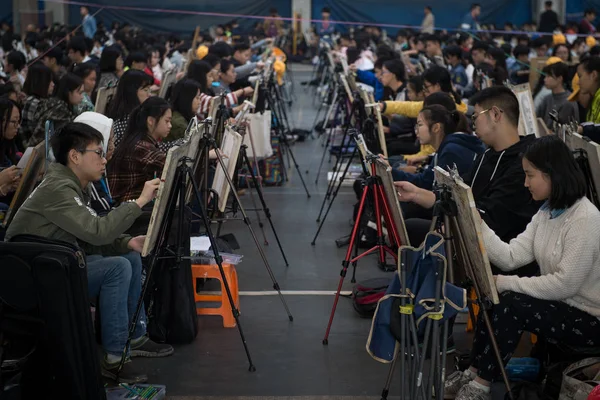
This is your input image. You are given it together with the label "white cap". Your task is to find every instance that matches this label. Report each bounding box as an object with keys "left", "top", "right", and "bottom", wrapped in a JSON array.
[{"left": 74, "top": 112, "right": 114, "bottom": 153}]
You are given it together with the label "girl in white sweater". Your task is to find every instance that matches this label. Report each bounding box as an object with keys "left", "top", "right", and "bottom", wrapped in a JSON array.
[{"left": 448, "top": 136, "right": 600, "bottom": 400}]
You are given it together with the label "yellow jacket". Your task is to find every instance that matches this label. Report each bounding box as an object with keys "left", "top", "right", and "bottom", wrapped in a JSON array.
[
  {"left": 404, "top": 144, "right": 436, "bottom": 161},
  {"left": 383, "top": 100, "right": 468, "bottom": 118}
]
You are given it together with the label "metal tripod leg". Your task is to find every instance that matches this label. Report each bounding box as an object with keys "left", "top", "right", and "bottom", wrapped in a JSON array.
[{"left": 213, "top": 147, "right": 294, "bottom": 321}]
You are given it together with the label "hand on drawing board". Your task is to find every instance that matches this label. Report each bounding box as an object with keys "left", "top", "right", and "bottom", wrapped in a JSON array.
[
  {"left": 128, "top": 235, "right": 146, "bottom": 253},
  {"left": 393, "top": 181, "right": 419, "bottom": 202},
  {"left": 377, "top": 154, "right": 390, "bottom": 168},
  {"left": 209, "top": 149, "right": 228, "bottom": 160},
  {"left": 0, "top": 165, "right": 20, "bottom": 187},
  {"left": 135, "top": 178, "right": 161, "bottom": 208}
]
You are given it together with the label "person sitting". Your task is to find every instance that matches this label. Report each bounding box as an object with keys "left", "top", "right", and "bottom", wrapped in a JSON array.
[
  {"left": 391, "top": 104, "right": 484, "bottom": 191},
  {"left": 395, "top": 86, "right": 542, "bottom": 269},
  {"left": 74, "top": 111, "right": 115, "bottom": 216},
  {"left": 72, "top": 62, "right": 97, "bottom": 115},
  {"left": 107, "top": 96, "right": 171, "bottom": 205},
  {"left": 29, "top": 73, "right": 84, "bottom": 146},
  {"left": 4, "top": 122, "right": 173, "bottom": 384},
  {"left": 19, "top": 62, "right": 54, "bottom": 147},
  {"left": 106, "top": 69, "right": 153, "bottom": 148},
  {"left": 445, "top": 135, "right": 600, "bottom": 400},
  {"left": 167, "top": 78, "right": 201, "bottom": 143},
  {"left": 0, "top": 98, "right": 21, "bottom": 205}
]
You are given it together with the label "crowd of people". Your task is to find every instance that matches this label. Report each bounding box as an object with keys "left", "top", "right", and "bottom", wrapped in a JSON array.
[{"left": 1, "top": 1, "right": 600, "bottom": 398}]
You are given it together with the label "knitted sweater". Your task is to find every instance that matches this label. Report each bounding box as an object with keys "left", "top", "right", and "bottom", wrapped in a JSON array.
[{"left": 482, "top": 197, "right": 600, "bottom": 317}]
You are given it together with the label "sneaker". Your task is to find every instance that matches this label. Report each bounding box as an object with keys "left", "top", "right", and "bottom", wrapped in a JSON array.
[
  {"left": 455, "top": 382, "right": 492, "bottom": 400},
  {"left": 101, "top": 358, "right": 148, "bottom": 384},
  {"left": 130, "top": 336, "right": 174, "bottom": 358},
  {"left": 443, "top": 370, "right": 474, "bottom": 399}
]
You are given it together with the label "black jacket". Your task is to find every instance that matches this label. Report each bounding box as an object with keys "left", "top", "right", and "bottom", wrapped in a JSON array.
[
  {"left": 539, "top": 10, "right": 559, "bottom": 33},
  {"left": 464, "top": 135, "right": 542, "bottom": 243}
]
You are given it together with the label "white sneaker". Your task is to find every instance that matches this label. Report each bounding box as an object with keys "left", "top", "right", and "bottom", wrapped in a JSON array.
[
  {"left": 443, "top": 370, "right": 474, "bottom": 399},
  {"left": 455, "top": 382, "right": 492, "bottom": 400}
]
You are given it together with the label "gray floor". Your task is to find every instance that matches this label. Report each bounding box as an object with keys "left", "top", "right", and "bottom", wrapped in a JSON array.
[{"left": 134, "top": 64, "right": 486, "bottom": 399}]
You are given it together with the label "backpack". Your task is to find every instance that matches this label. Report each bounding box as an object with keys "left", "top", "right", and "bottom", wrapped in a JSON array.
[{"left": 352, "top": 278, "right": 391, "bottom": 318}]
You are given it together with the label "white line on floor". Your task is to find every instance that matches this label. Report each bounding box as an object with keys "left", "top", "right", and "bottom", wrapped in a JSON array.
[{"left": 239, "top": 290, "right": 352, "bottom": 296}]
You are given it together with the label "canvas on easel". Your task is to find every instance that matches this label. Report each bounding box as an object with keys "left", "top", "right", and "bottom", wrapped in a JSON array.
[
  {"left": 339, "top": 73, "right": 354, "bottom": 104},
  {"left": 369, "top": 92, "right": 389, "bottom": 158},
  {"left": 508, "top": 83, "right": 539, "bottom": 137},
  {"left": 158, "top": 68, "right": 177, "bottom": 99},
  {"left": 142, "top": 142, "right": 191, "bottom": 257},
  {"left": 373, "top": 158, "right": 410, "bottom": 247},
  {"left": 434, "top": 166, "right": 499, "bottom": 304},
  {"left": 567, "top": 131, "right": 600, "bottom": 207},
  {"left": 94, "top": 86, "right": 116, "bottom": 115},
  {"left": 212, "top": 127, "right": 243, "bottom": 212},
  {"left": 3, "top": 142, "right": 46, "bottom": 228}
]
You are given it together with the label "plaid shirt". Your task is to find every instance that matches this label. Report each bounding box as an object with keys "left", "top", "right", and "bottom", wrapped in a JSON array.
[
  {"left": 107, "top": 135, "right": 165, "bottom": 204},
  {"left": 19, "top": 95, "right": 42, "bottom": 146}
]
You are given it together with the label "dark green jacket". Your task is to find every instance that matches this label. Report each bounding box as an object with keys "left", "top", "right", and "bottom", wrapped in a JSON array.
[
  {"left": 166, "top": 111, "right": 188, "bottom": 143},
  {"left": 5, "top": 163, "right": 142, "bottom": 256}
]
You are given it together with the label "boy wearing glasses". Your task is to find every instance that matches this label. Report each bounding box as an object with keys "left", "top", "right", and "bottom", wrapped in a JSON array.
[{"left": 5, "top": 122, "right": 173, "bottom": 384}]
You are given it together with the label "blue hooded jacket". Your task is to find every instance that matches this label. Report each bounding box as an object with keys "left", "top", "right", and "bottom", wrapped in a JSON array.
[{"left": 392, "top": 133, "right": 485, "bottom": 189}]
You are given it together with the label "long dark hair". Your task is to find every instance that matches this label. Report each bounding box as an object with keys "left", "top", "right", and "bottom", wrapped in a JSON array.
[
  {"left": 0, "top": 98, "right": 19, "bottom": 166},
  {"left": 22, "top": 62, "right": 53, "bottom": 99},
  {"left": 170, "top": 79, "right": 200, "bottom": 121},
  {"left": 53, "top": 73, "right": 83, "bottom": 105},
  {"left": 106, "top": 69, "right": 153, "bottom": 120},
  {"left": 420, "top": 104, "right": 461, "bottom": 136},
  {"left": 112, "top": 96, "right": 170, "bottom": 160},
  {"left": 187, "top": 60, "right": 212, "bottom": 93},
  {"left": 99, "top": 45, "right": 122, "bottom": 73},
  {"left": 422, "top": 66, "right": 462, "bottom": 104},
  {"left": 523, "top": 135, "right": 586, "bottom": 209}
]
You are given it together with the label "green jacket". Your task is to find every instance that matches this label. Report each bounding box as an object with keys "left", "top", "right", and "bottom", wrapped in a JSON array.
[
  {"left": 166, "top": 111, "right": 188, "bottom": 143},
  {"left": 5, "top": 163, "right": 142, "bottom": 256}
]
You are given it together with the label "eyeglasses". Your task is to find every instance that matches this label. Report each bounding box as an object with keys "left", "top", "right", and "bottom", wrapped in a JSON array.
[
  {"left": 8, "top": 119, "right": 20, "bottom": 128},
  {"left": 80, "top": 149, "right": 106, "bottom": 159},
  {"left": 423, "top": 83, "right": 435, "bottom": 93},
  {"left": 471, "top": 107, "right": 504, "bottom": 130}
]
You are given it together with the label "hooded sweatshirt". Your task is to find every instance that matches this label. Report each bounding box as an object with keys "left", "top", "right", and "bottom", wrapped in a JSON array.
[
  {"left": 465, "top": 134, "right": 542, "bottom": 243},
  {"left": 74, "top": 112, "right": 114, "bottom": 216},
  {"left": 392, "top": 133, "right": 485, "bottom": 190}
]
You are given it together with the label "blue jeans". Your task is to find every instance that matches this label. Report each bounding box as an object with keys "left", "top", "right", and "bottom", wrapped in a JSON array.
[{"left": 86, "top": 252, "right": 146, "bottom": 356}]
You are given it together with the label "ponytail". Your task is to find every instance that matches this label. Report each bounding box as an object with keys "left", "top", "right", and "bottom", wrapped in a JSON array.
[
  {"left": 420, "top": 104, "right": 459, "bottom": 135},
  {"left": 112, "top": 96, "right": 171, "bottom": 160}
]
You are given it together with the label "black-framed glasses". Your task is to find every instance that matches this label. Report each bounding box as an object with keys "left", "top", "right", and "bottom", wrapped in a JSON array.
[
  {"left": 8, "top": 119, "right": 20, "bottom": 128},
  {"left": 80, "top": 149, "right": 106, "bottom": 159}
]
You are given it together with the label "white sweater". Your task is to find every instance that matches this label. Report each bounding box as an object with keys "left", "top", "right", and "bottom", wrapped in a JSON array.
[{"left": 482, "top": 197, "right": 600, "bottom": 317}]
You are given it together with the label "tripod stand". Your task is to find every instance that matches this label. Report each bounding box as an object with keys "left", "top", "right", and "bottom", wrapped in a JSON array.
[
  {"left": 118, "top": 155, "right": 256, "bottom": 375},
  {"left": 322, "top": 155, "right": 401, "bottom": 345},
  {"left": 262, "top": 74, "right": 311, "bottom": 198},
  {"left": 199, "top": 126, "right": 294, "bottom": 321}
]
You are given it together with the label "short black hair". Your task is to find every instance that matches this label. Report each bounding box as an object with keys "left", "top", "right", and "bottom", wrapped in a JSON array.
[
  {"left": 471, "top": 41, "right": 488, "bottom": 53},
  {"left": 6, "top": 51, "right": 26, "bottom": 71},
  {"left": 23, "top": 62, "right": 53, "bottom": 98},
  {"left": 220, "top": 58, "right": 235, "bottom": 74},
  {"left": 523, "top": 135, "right": 587, "bottom": 209},
  {"left": 234, "top": 42, "right": 250, "bottom": 53},
  {"left": 125, "top": 51, "right": 147, "bottom": 68},
  {"left": 468, "top": 86, "right": 520, "bottom": 127},
  {"left": 584, "top": 8, "right": 596, "bottom": 16},
  {"left": 513, "top": 45, "right": 530, "bottom": 58},
  {"left": 471, "top": 3, "right": 481, "bottom": 10},
  {"left": 544, "top": 1, "right": 552, "bottom": 7},
  {"left": 423, "top": 33, "right": 440, "bottom": 45},
  {"left": 408, "top": 75, "right": 423, "bottom": 94},
  {"left": 322, "top": 7, "right": 331, "bottom": 14},
  {"left": 51, "top": 122, "right": 103, "bottom": 166},
  {"left": 53, "top": 73, "right": 83, "bottom": 104},
  {"left": 382, "top": 59, "right": 406, "bottom": 82},
  {"left": 72, "top": 61, "right": 96, "bottom": 80},
  {"left": 67, "top": 36, "right": 87, "bottom": 56},
  {"left": 208, "top": 41, "right": 232, "bottom": 58},
  {"left": 542, "top": 61, "right": 569, "bottom": 82},
  {"left": 425, "top": 6, "right": 432, "bottom": 11},
  {"left": 444, "top": 45, "right": 463, "bottom": 59}
]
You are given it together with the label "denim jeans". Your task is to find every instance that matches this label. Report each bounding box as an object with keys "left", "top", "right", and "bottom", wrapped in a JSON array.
[{"left": 86, "top": 251, "right": 147, "bottom": 356}]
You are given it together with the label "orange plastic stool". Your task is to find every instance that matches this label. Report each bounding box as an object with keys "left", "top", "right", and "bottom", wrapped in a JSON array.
[{"left": 191, "top": 264, "right": 239, "bottom": 328}]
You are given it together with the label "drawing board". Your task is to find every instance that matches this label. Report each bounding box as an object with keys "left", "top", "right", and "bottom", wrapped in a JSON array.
[
  {"left": 369, "top": 92, "right": 389, "bottom": 158},
  {"left": 3, "top": 142, "right": 46, "bottom": 228},
  {"left": 212, "top": 127, "right": 243, "bottom": 212},
  {"left": 158, "top": 68, "right": 177, "bottom": 99},
  {"left": 94, "top": 86, "right": 116, "bottom": 115},
  {"left": 142, "top": 141, "right": 191, "bottom": 257},
  {"left": 509, "top": 83, "right": 538, "bottom": 137},
  {"left": 373, "top": 158, "right": 410, "bottom": 247},
  {"left": 567, "top": 132, "right": 600, "bottom": 206},
  {"left": 434, "top": 166, "right": 499, "bottom": 304}
]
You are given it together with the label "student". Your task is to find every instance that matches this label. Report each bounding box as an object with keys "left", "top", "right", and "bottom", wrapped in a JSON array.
[
  {"left": 30, "top": 73, "right": 84, "bottom": 146},
  {"left": 509, "top": 45, "right": 530, "bottom": 85},
  {"left": 72, "top": 62, "right": 97, "bottom": 115},
  {"left": 3, "top": 51, "right": 26, "bottom": 92},
  {"left": 98, "top": 45, "right": 124, "bottom": 88},
  {"left": 167, "top": 79, "right": 201, "bottom": 142},
  {"left": 5, "top": 122, "right": 173, "bottom": 384},
  {"left": 395, "top": 86, "right": 541, "bottom": 255},
  {"left": 67, "top": 36, "right": 90, "bottom": 64},
  {"left": 423, "top": 34, "right": 445, "bottom": 67},
  {"left": 444, "top": 45, "right": 468, "bottom": 95},
  {"left": 106, "top": 69, "right": 153, "bottom": 148},
  {"left": 392, "top": 104, "right": 483, "bottom": 189},
  {"left": 536, "top": 61, "right": 579, "bottom": 128},
  {"left": 381, "top": 66, "right": 467, "bottom": 118},
  {"left": 107, "top": 97, "right": 171, "bottom": 205},
  {"left": 0, "top": 98, "right": 21, "bottom": 203},
  {"left": 20, "top": 62, "right": 54, "bottom": 146},
  {"left": 380, "top": 59, "right": 407, "bottom": 101},
  {"left": 74, "top": 111, "right": 115, "bottom": 216},
  {"left": 445, "top": 136, "right": 600, "bottom": 400},
  {"left": 214, "top": 58, "right": 237, "bottom": 96}
]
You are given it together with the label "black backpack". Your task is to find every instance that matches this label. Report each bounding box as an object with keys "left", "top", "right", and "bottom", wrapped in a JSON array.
[{"left": 352, "top": 278, "right": 390, "bottom": 318}]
